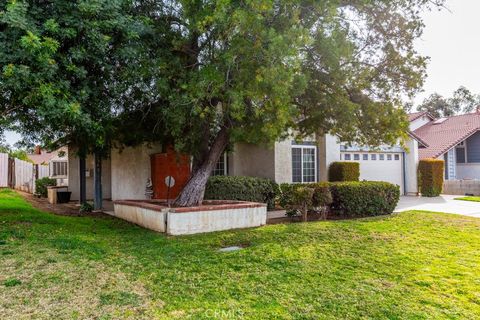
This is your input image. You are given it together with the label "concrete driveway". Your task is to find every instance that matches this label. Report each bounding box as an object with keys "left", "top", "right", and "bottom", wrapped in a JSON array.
[{"left": 395, "top": 195, "right": 480, "bottom": 217}]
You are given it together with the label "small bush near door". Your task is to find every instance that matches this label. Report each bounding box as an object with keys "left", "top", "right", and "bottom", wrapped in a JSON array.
[
  {"left": 328, "top": 162, "right": 360, "bottom": 182},
  {"left": 35, "top": 177, "right": 57, "bottom": 197},
  {"left": 418, "top": 159, "right": 444, "bottom": 197},
  {"left": 204, "top": 176, "right": 279, "bottom": 210}
]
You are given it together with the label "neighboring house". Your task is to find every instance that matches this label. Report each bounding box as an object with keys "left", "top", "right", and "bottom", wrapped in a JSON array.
[
  {"left": 410, "top": 109, "right": 480, "bottom": 180},
  {"left": 28, "top": 147, "right": 69, "bottom": 186}
]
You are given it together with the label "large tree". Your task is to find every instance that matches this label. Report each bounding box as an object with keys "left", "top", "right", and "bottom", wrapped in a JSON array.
[
  {"left": 123, "top": 0, "right": 444, "bottom": 206},
  {"left": 0, "top": 0, "right": 147, "bottom": 207},
  {"left": 417, "top": 86, "right": 480, "bottom": 118}
]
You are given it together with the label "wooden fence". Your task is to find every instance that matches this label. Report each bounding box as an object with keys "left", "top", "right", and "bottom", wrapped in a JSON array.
[{"left": 0, "top": 153, "right": 50, "bottom": 193}]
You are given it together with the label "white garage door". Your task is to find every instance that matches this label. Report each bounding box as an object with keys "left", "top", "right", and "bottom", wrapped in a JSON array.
[{"left": 341, "top": 152, "right": 404, "bottom": 194}]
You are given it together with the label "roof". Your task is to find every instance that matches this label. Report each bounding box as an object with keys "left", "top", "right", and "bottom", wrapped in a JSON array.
[
  {"left": 407, "top": 130, "right": 429, "bottom": 148},
  {"left": 413, "top": 112, "right": 480, "bottom": 159},
  {"left": 27, "top": 152, "right": 56, "bottom": 165},
  {"left": 408, "top": 111, "right": 434, "bottom": 122}
]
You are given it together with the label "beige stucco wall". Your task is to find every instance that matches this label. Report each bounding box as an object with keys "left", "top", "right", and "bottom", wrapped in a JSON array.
[
  {"left": 68, "top": 150, "right": 112, "bottom": 201},
  {"left": 318, "top": 134, "right": 341, "bottom": 181},
  {"left": 228, "top": 143, "right": 276, "bottom": 180},
  {"left": 111, "top": 144, "right": 163, "bottom": 200},
  {"left": 274, "top": 140, "right": 293, "bottom": 183}
]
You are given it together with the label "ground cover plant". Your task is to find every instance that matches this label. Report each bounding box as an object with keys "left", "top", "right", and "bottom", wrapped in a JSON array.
[
  {"left": 454, "top": 196, "right": 480, "bottom": 202},
  {"left": 2, "top": 188, "right": 480, "bottom": 319}
]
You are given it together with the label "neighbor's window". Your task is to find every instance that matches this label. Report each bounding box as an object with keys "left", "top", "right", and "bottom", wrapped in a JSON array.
[
  {"left": 52, "top": 161, "right": 68, "bottom": 177},
  {"left": 363, "top": 154, "right": 368, "bottom": 161},
  {"left": 292, "top": 146, "right": 317, "bottom": 183},
  {"left": 456, "top": 144, "right": 466, "bottom": 164},
  {"left": 212, "top": 153, "right": 228, "bottom": 176}
]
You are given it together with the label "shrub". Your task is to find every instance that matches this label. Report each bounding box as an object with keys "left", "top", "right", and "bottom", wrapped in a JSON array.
[
  {"left": 279, "top": 182, "right": 332, "bottom": 220},
  {"left": 328, "top": 162, "right": 360, "bottom": 182},
  {"left": 80, "top": 202, "right": 94, "bottom": 213},
  {"left": 418, "top": 159, "right": 444, "bottom": 197},
  {"left": 204, "top": 176, "right": 279, "bottom": 210},
  {"left": 35, "top": 177, "right": 57, "bottom": 197},
  {"left": 329, "top": 181, "right": 400, "bottom": 218}
]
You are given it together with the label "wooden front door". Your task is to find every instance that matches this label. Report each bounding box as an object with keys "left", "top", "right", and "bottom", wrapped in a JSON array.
[{"left": 150, "top": 149, "right": 191, "bottom": 200}]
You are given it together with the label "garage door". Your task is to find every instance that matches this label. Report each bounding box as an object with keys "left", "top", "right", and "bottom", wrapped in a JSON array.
[{"left": 341, "top": 152, "right": 404, "bottom": 194}]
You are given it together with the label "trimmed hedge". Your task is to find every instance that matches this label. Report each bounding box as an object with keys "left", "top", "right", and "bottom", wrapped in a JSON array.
[
  {"left": 329, "top": 181, "right": 400, "bottom": 218},
  {"left": 279, "top": 181, "right": 400, "bottom": 218},
  {"left": 35, "top": 177, "right": 57, "bottom": 198},
  {"left": 204, "top": 176, "right": 279, "bottom": 210},
  {"left": 418, "top": 158, "right": 444, "bottom": 197},
  {"left": 328, "top": 162, "right": 360, "bottom": 182}
]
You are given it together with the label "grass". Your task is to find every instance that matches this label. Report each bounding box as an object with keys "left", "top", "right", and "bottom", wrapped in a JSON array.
[
  {"left": 455, "top": 196, "right": 480, "bottom": 202},
  {"left": 2, "top": 189, "right": 480, "bottom": 319}
]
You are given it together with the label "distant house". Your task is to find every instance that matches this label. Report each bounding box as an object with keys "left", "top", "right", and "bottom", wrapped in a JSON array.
[
  {"left": 410, "top": 110, "right": 480, "bottom": 180},
  {"left": 28, "top": 146, "right": 69, "bottom": 186}
]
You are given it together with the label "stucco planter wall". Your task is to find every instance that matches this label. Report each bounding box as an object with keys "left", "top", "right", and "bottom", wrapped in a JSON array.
[
  {"left": 111, "top": 200, "right": 267, "bottom": 235},
  {"left": 443, "top": 179, "right": 480, "bottom": 196}
]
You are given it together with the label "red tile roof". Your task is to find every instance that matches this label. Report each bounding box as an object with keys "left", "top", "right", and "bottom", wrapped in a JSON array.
[
  {"left": 27, "top": 152, "right": 56, "bottom": 165},
  {"left": 408, "top": 111, "right": 433, "bottom": 122},
  {"left": 413, "top": 112, "right": 480, "bottom": 159}
]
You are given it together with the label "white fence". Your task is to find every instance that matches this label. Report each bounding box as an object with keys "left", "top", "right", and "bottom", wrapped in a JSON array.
[
  {"left": 14, "top": 158, "right": 34, "bottom": 193},
  {"left": 0, "top": 153, "right": 8, "bottom": 187},
  {"left": 0, "top": 154, "right": 51, "bottom": 193}
]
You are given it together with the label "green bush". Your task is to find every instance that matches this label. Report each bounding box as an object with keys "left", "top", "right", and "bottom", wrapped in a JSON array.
[
  {"left": 279, "top": 181, "right": 399, "bottom": 219},
  {"left": 35, "top": 177, "right": 57, "bottom": 197},
  {"left": 204, "top": 176, "right": 279, "bottom": 210},
  {"left": 418, "top": 159, "right": 444, "bottom": 197},
  {"left": 279, "top": 183, "right": 332, "bottom": 220},
  {"left": 80, "top": 202, "right": 94, "bottom": 214},
  {"left": 329, "top": 181, "right": 400, "bottom": 218},
  {"left": 328, "top": 162, "right": 360, "bottom": 182}
]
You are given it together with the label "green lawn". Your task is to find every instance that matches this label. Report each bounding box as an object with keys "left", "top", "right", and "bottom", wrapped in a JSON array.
[
  {"left": 2, "top": 189, "right": 480, "bottom": 319},
  {"left": 455, "top": 196, "right": 480, "bottom": 202}
]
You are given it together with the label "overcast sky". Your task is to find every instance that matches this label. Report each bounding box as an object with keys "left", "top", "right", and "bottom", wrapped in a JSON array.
[{"left": 4, "top": 0, "right": 479, "bottom": 145}]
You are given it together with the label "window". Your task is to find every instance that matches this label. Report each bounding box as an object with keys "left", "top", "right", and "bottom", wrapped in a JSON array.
[
  {"left": 394, "top": 154, "right": 400, "bottom": 161},
  {"left": 371, "top": 154, "right": 377, "bottom": 160},
  {"left": 212, "top": 153, "right": 228, "bottom": 176},
  {"left": 292, "top": 146, "right": 317, "bottom": 183},
  {"left": 344, "top": 154, "right": 351, "bottom": 161},
  {"left": 52, "top": 161, "right": 67, "bottom": 177},
  {"left": 354, "top": 154, "right": 360, "bottom": 161},
  {"left": 363, "top": 154, "right": 368, "bottom": 161},
  {"left": 387, "top": 154, "right": 392, "bottom": 161},
  {"left": 379, "top": 154, "right": 385, "bottom": 161},
  {"left": 456, "top": 145, "right": 466, "bottom": 164}
]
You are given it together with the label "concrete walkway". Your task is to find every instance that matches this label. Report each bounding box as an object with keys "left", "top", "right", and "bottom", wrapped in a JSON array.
[{"left": 395, "top": 195, "right": 480, "bottom": 217}]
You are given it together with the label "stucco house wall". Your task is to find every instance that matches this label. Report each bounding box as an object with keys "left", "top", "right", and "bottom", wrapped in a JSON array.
[
  {"left": 228, "top": 143, "right": 276, "bottom": 181},
  {"left": 111, "top": 144, "right": 163, "bottom": 200},
  {"left": 68, "top": 150, "right": 112, "bottom": 201}
]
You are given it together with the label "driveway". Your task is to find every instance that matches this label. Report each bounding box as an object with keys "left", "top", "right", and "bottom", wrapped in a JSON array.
[{"left": 395, "top": 195, "right": 480, "bottom": 217}]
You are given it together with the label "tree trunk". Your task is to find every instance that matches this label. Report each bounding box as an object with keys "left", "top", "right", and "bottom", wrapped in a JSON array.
[
  {"left": 79, "top": 156, "right": 87, "bottom": 205},
  {"left": 174, "top": 127, "right": 229, "bottom": 207},
  {"left": 94, "top": 151, "right": 102, "bottom": 210}
]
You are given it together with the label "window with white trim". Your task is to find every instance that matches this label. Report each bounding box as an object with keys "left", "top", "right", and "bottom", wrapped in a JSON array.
[
  {"left": 371, "top": 154, "right": 377, "bottom": 160},
  {"left": 394, "top": 154, "right": 400, "bottom": 161},
  {"left": 52, "top": 161, "right": 68, "bottom": 177},
  {"left": 363, "top": 154, "right": 368, "bottom": 161},
  {"left": 344, "top": 154, "right": 351, "bottom": 161},
  {"left": 354, "top": 154, "right": 360, "bottom": 161},
  {"left": 292, "top": 146, "right": 317, "bottom": 183},
  {"left": 379, "top": 154, "right": 385, "bottom": 161},
  {"left": 212, "top": 153, "right": 228, "bottom": 176},
  {"left": 387, "top": 154, "right": 392, "bottom": 161}
]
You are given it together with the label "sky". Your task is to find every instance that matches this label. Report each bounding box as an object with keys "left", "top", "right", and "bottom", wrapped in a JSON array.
[{"left": 4, "top": 0, "right": 479, "bottom": 145}]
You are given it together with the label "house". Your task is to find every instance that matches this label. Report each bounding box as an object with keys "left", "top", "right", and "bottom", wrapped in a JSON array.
[
  {"left": 68, "top": 124, "right": 424, "bottom": 202},
  {"left": 410, "top": 109, "right": 480, "bottom": 180},
  {"left": 28, "top": 146, "right": 69, "bottom": 186}
]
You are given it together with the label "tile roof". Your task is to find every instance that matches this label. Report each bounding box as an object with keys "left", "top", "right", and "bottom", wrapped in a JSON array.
[
  {"left": 413, "top": 112, "right": 480, "bottom": 159},
  {"left": 408, "top": 111, "right": 431, "bottom": 122},
  {"left": 27, "top": 152, "right": 56, "bottom": 165}
]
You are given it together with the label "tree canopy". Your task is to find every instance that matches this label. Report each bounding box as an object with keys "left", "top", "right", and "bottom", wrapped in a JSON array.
[
  {"left": 417, "top": 86, "right": 480, "bottom": 118},
  {"left": 1, "top": 0, "right": 445, "bottom": 206}
]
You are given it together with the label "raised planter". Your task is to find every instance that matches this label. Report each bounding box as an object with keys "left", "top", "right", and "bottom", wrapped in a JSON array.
[{"left": 112, "top": 200, "right": 267, "bottom": 235}]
